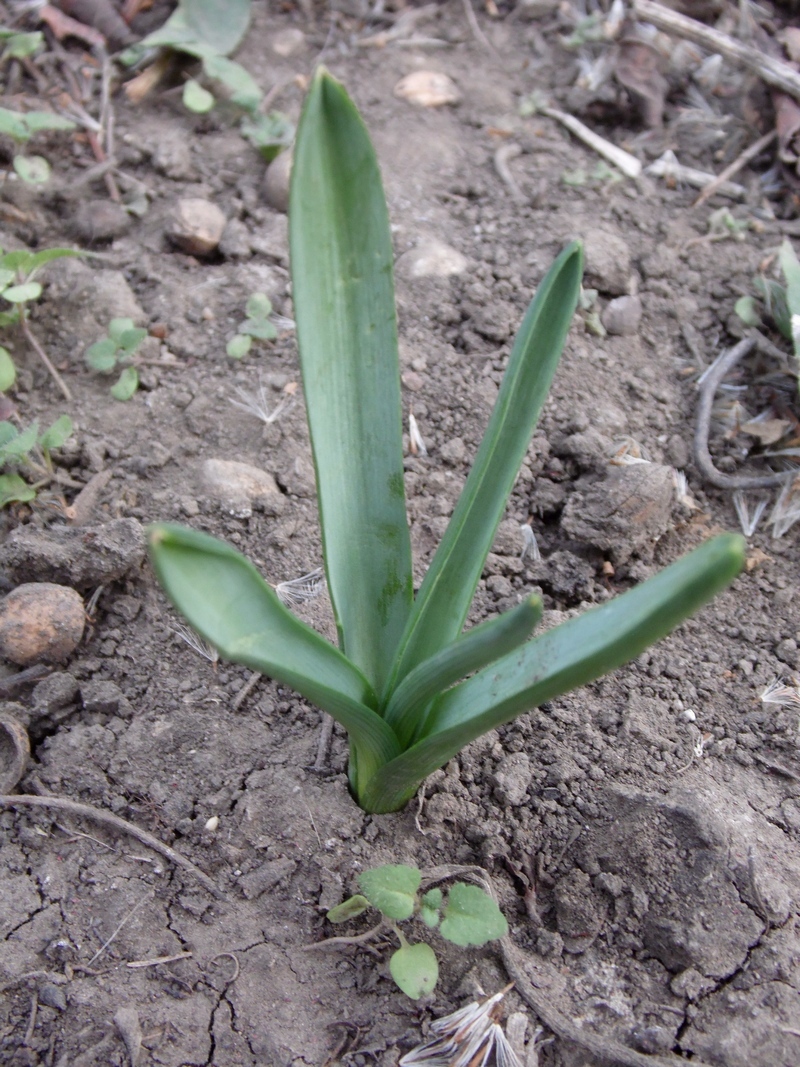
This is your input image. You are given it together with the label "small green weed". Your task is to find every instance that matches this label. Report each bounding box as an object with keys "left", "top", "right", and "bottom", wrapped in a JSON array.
[
  {"left": 85, "top": 318, "right": 148, "bottom": 400},
  {"left": 0, "top": 414, "right": 73, "bottom": 508},
  {"left": 226, "top": 293, "right": 278, "bottom": 358},
  {"left": 735, "top": 237, "right": 800, "bottom": 391},
  {"left": 324, "top": 865, "right": 507, "bottom": 999},
  {"left": 0, "top": 245, "right": 82, "bottom": 399},
  {"left": 0, "top": 103, "right": 76, "bottom": 185}
]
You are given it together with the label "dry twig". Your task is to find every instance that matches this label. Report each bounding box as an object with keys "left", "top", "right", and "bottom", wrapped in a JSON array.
[
  {"left": 633, "top": 0, "right": 800, "bottom": 103},
  {"left": 694, "top": 129, "right": 777, "bottom": 207},
  {"left": 0, "top": 793, "right": 224, "bottom": 898},
  {"left": 694, "top": 337, "right": 792, "bottom": 489}
]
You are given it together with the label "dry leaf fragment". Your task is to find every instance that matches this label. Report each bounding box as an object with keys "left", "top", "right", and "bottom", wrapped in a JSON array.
[
  {"left": 740, "top": 419, "right": 790, "bottom": 446},
  {"left": 394, "top": 71, "right": 461, "bottom": 108}
]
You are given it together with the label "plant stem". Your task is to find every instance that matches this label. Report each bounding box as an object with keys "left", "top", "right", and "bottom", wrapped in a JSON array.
[{"left": 19, "top": 313, "right": 72, "bottom": 401}]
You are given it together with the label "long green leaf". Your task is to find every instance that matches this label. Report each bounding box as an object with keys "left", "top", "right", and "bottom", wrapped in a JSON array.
[
  {"left": 289, "top": 68, "right": 413, "bottom": 696},
  {"left": 384, "top": 594, "right": 542, "bottom": 747},
  {"left": 147, "top": 524, "right": 400, "bottom": 791},
  {"left": 361, "top": 534, "right": 745, "bottom": 812},
  {"left": 386, "top": 241, "right": 583, "bottom": 699}
]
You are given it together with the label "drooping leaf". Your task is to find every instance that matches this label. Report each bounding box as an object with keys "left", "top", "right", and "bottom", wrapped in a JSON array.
[
  {"left": 290, "top": 68, "right": 413, "bottom": 695},
  {"left": 386, "top": 241, "right": 583, "bottom": 698},
  {"left": 147, "top": 523, "right": 400, "bottom": 792},
  {"left": 326, "top": 895, "right": 371, "bottom": 923},
  {"left": 21, "top": 111, "right": 76, "bottom": 134},
  {"left": 361, "top": 534, "right": 746, "bottom": 812},
  {"left": 389, "top": 942, "right": 438, "bottom": 999},
  {"left": 358, "top": 865, "right": 420, "bottom": 920},
  {"left": 0, "top": 107, "right": 30, "bottom": 140},
  {"left": 0, "top": 420, "right": 37, "bottom": 457},
  {"left": 734, "top": 295, "right": 760, "bottom": 328},
  {"left": 439, "top": 883, "right": 507, "bottom": 946}
]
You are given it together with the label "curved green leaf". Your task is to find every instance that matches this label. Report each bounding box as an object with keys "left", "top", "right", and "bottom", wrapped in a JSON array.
[
  {"left": 389, "top": 942, "right": 438, "bottom": 999},
  {"left": 360, "top": 534, "right": 746, "bottom": 812},
  {"left": 386, "top": 241, "right": 583, "bottom": 699},
  {"left": 359, "top": 864, "right": 420, "bottom": 920},
  {"left": 290, "top": 68, "right": 413, "bottom": 695},
  {"left": 384, "top": 594, "right": 542, "bottom": 747},
  {"left": 439, "top": 883, "right": 507, "bottom": 946},
  {"left": 147, "top": 523, "right": 400, "bottom": 791}
]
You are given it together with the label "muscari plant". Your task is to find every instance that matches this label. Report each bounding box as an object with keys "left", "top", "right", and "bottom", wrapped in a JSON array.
[{"left": 148, "top": 69, "right": 746, "bottom": 815}]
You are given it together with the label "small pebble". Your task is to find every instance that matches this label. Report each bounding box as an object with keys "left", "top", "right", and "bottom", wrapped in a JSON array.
[
  {"left": 168, "top": 198, "right": 227, "bottom": 255},
  {"left": 0, "top": 584, "right": 85, "bottom": 666},
  {"left": 200, "top": 458, "right": 284, "bottom": 518},
  {"left": 73, "top": 200, "right": 132, "bottom": 243},
  {"left": 602, "top": 294, "right": 642, "bottom": 335},
  {"left": 583, "top": 227, "right": 631, "bottom": 295},
  {"left": 394, "top": 70, "right": 462, "bottom": 107},
  {"left": 396, "top": 238, "right": 468, "bottom": 279},
  {"left": 262, "top": 151, "right": 292, "bottom": 213}
]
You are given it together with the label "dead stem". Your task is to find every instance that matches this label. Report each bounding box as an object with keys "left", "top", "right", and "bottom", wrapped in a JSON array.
[
  {"left": 19, "top": 316, "right": 72, "bottom": 402},
  {"left": 694, "top": 337, "right": 791, "bottom": 489}
]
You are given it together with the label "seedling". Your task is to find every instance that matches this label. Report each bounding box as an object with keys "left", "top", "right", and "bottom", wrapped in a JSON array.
[
  {"left": 324, "top": 865, "right": 507, "bottom": 999},
  {"left": 226, "top": 293, "right": 278, "bottom": 358},
  {"left": 148, "top": 70, "right": 745, "bottom": 814},
  {"left": 85, "top": 318, "right": 148, "bottom": 400},
  {"left": 0, "top": 245, "right": 82, "bottom": 399},
  {"left": 0, "top": 106, "right": 76, "bottom": 185},
  {"left": 0, "top": 414, "right": 73, "bottom": 508},
  {"left": 240, "top": 111, "right": 294, "bottom": 163},
  {"left": 735, "top": 238, "right": 800, "bottom": 394}
]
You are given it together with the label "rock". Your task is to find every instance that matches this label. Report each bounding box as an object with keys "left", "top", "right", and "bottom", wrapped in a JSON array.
[
  {"left": 553, "top": 869, "right": 605, "bottom": 953},
  {"left": 2, "top": 518, "right": 146, "bottom": 588},
  {"left": 583, "top": 228, "right": 631, "bottom": 295},
  {"left": 30, "top": 672, "right": 80, "bottom": 726},
  {"left": 396, "top": 238, "right": 469, "bottom": 279},
  {"left": 560, "top": 463, "right": 675, "bottom": 564},
  {"left": 152, "top": 137, "right": 194, "bottom": 180},
  {"left": 440, "top": 436, "right": 466, "bottom": 465},
  {"left": 200, "top": 458, "right": 284, "bottom": 518},
  {"left": 219, "top": 218, "right": 252, "bottom": 259},
  {"left": 73, "top": 200, "right": 132, "bottom": 243},
  {"left": 533, "top": 549, "right": 595, "bottom": 600},
  {"left": 270, "top": 27, "right": 305, "bottom": 56},
  {"left": 262, "top": 151, "right": 292, "bottom": 213},
  {"left": 552, "top": 427, "right": 613, "bottom": 470},
  {"left": 239, "top": 858, "right": 296, "bottom": 899},
  {"left": 168, "top": 198, "right": 227, "bottom": 255},
  {"left": 81, "top": 679, "right": 134, "bottom": 720},
  {"left": 394, "top": 71, "right": 462, "bottom": 107},
  {"left": 38, "top": 982, "right": 67, "bottom": 1011},
  {"left": 0, "top": 710, "right": 29, "bottom": 791},
  {"left": 602, "top": 294, "right": 642, "bottom": 335},
  {"left": 492, "top": 752, "right": 531, "bottom": 807},
  {"left": 0, "top": 584, "right": 85, "bottom": 666},
  {"left": 250, "top": 212, "right": 289, "bottom": 262}
]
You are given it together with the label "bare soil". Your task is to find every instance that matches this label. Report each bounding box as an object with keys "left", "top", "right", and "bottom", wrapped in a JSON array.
[{"left": 1, "top": 4, "right": 800, "bottom": 1066}]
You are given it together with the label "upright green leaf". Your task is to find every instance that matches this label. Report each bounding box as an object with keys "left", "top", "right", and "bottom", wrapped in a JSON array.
[
  {"left": 386, "top": 241, "right": 583, "bottom": 698},
  {"left": 290, "top": 68, "right": 413, "bottom": 695},
  {"left": 361, "top": 534, "right": 745, "bottom": 812},
  {"left": 147, "top": 523, "right": 401, "bottom": 791}
]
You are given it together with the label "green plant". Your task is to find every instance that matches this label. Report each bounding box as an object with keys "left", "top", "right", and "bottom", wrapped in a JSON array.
[
  {"left": 0, "top": 245, "right": 82, "bottom": 399},
  {"left": 148, "top": 69, "right": 745, "bottom": 815},
  {"left": 0, "top": 414, "right": 73, "bottom": 508},
  {"left": 324, "top": 865, "right": 507, "bottom": 999},
  {"left": 226, "top": 293, "right": 278, "bottom": 358},
  {"left": 85, "top": 318, "right": 148, "bottom": 400},
  {"left": 0, "top": 106, "right": 76, "bottom": 185},
  {"left": 736, "top": 238, "right": 800, "bottom": 392},
  {"left": 240, "top": 111, "right": 294, "bottom": 162}
]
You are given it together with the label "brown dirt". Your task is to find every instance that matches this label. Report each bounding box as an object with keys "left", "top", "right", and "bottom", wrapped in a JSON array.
[{"left": 1, "top": 4, "right": 800, "bottom": 1066}]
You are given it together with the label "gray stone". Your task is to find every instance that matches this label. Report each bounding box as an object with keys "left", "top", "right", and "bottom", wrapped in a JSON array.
[
  {"left": 2, "top": 518, "right": 146, "bottom": 589},
  {"left": 560, "top": 463, "right": 675, "bottom": 564},
  {"left": 73, "top": 200, "right": 132, "bottom": 243},
  {"left": 200, "top": 458, "right": 284, "bottom": 518},
  {"left": 553, "top": 869, "right": 605, "bottom": 953},
  {"left": 492, "top": 753, "right": 531, "bottom": 807},
  {"left": 583, "top": 228, "right": 631, "bottom": 295},
  {"left": 602, "top": 294, "right": 642, "bottom": 335},
  {"left": 396, "top": 238, "right": 469, "bottom": 279},
  {"left": 219, "top": 219, "right": 252, "bottom": 259}
]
